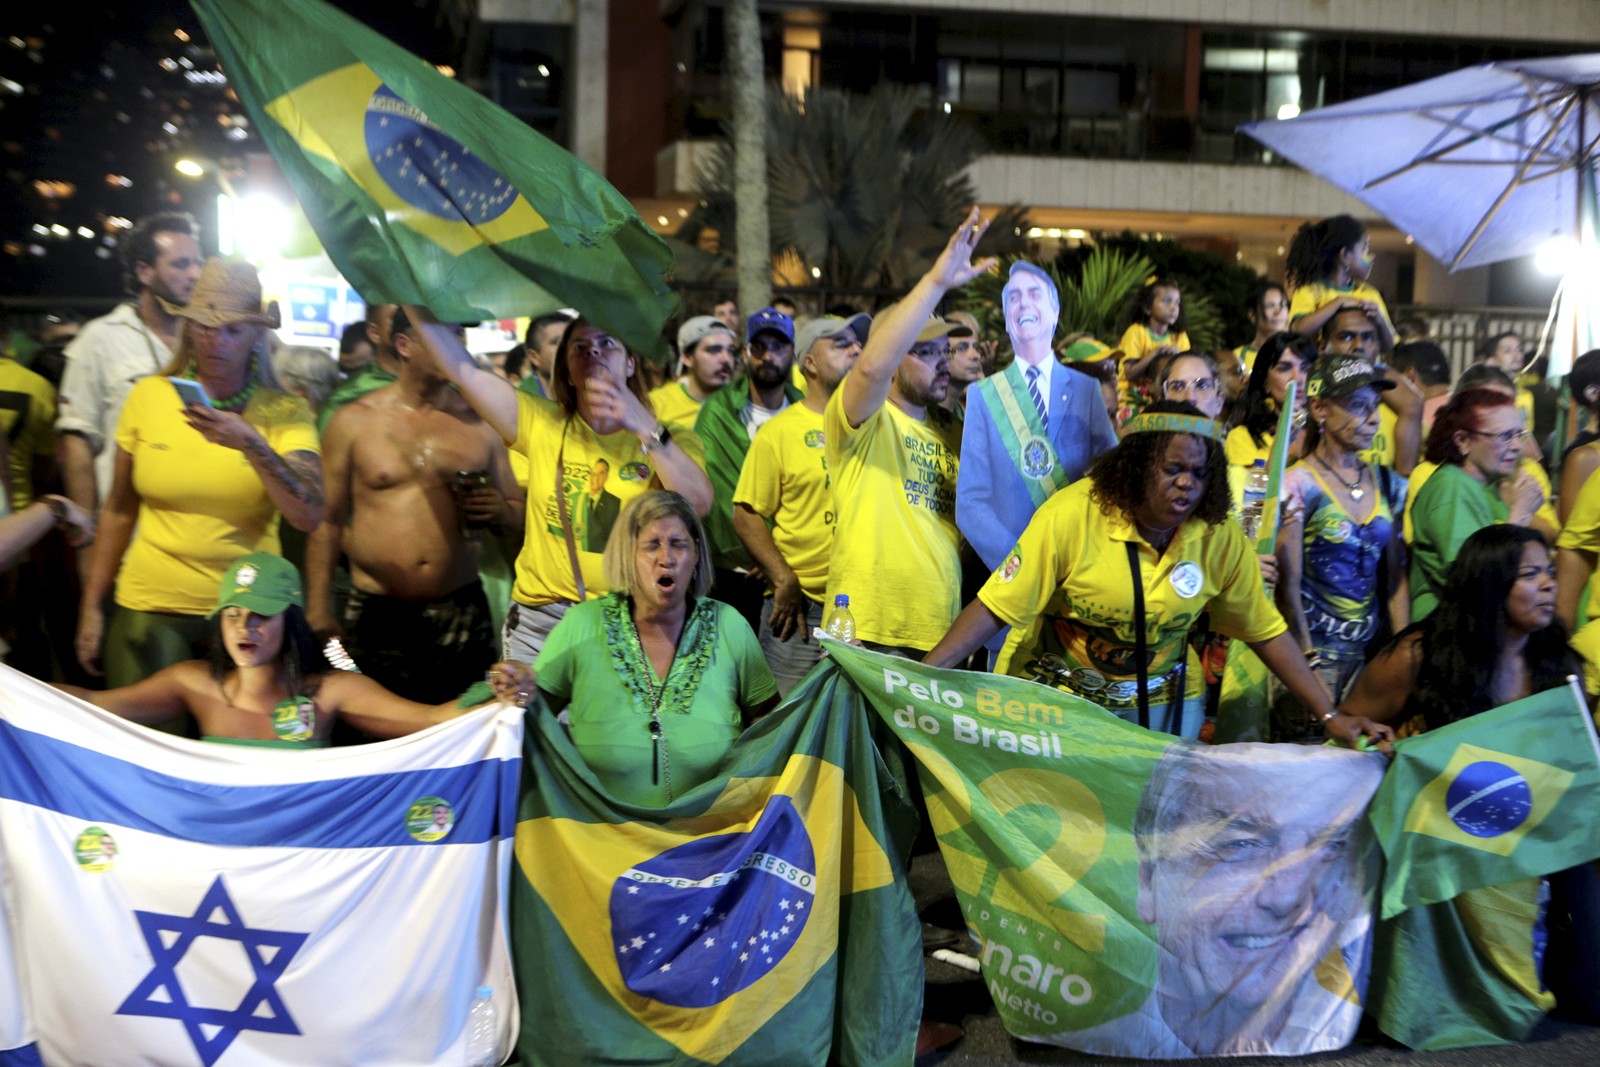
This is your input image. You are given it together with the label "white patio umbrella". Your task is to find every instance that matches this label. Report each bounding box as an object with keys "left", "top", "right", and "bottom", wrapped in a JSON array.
[{"left": 1242, "top": 54, "right": 1599, "bottom": 375}]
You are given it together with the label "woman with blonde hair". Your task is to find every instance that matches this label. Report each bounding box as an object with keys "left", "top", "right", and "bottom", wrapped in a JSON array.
[
  {"left": 531, "top": 490, "right": 777, "bottom": 805},
  {"left": 76, "top": 259, "right": 324, "bottom": 691}
]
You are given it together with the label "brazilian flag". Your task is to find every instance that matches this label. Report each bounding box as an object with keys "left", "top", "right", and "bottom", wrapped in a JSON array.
[
  {"left": 1368, "top": 680, "right": 1600, "bottom": 920},
  {"left": 189, "top": 0, "right": 675, "bottom": 351},
  {"left": 510, "top": 665, "right": 921, "bottom": 1065}
]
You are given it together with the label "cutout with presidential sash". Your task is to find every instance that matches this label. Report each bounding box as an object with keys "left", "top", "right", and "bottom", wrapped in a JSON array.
[
  {"left": 189, "top": 0, "right": 674, "bottom": 351},
  {"left": 975, "top": 363, "right": 1071, "bottom": 507}
]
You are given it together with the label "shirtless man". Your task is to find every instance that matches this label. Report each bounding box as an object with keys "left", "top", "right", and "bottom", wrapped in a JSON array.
[{"left": 306, "top": 307, "right": 523, "bottom": 704}]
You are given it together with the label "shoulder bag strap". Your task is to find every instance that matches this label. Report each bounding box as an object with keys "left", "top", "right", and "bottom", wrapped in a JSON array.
[
  {"left": 555, "top": 417, "right": 587, "bottom": 601},
  {"left": 1125, "top": 540, "right": 1149, "bottom": 730}
]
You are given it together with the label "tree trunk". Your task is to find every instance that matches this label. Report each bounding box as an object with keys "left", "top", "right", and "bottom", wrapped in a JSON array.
[{"left": 726, "top": 0, "right": 771, "bottom": 313}]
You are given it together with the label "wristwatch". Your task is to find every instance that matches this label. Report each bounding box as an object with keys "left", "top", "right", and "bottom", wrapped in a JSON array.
[{"left": 639, "top": 423, "right": 673, "bottom": 455}]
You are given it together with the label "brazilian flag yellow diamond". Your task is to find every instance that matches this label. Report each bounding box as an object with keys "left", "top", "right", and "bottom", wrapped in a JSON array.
[
  {"left": 1402, "top": 742, "right": 1573, "bottom": 858},
  {"left": 515, "top": 755, "right": 896, "bottom": 1065},
  {"left": 265, "top": 64, "right": 548, "bottom": 257}
]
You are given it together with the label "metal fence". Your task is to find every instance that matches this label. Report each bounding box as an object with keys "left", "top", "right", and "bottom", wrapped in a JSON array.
[{"left": 1392, "top": 304, "right": 1555, "bottom": 375}]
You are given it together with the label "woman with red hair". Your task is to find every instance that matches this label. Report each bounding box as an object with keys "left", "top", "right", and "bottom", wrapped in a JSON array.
[{"left": 1408, "top": 387, "right": 1544, "bottom": 620}]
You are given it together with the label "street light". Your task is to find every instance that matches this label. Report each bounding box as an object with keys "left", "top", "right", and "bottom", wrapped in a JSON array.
[{"left": 174, "top": 158, "right": 206, "bottom": 178}]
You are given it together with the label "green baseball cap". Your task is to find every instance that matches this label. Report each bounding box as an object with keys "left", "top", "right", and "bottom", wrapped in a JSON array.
[{"left": 210, "top": 552, "right": 304, "bottom": 617}]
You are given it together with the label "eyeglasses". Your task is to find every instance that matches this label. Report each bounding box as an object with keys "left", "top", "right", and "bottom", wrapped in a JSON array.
[
  {"left": 908, "top": 344, "right": 948, "bottom": 362},
  {"left": 1162, "top": 377, "right": 1218, "bottom": 396},
  {"left": 1467, "top": 428, "right": 1531, "bottom": 445}
]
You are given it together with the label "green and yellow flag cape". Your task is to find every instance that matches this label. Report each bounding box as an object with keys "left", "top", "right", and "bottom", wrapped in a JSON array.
[
  {"left": 190, "top": 0, "right": 676, "bottom": 351},
  {"left": 510, "top": 664, "right": 921, "bottom": 1065}
]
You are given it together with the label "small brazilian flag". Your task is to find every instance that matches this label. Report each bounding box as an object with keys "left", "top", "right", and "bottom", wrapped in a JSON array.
[
  {"left": 1368, "top": 680, "right": 1600, "bottom": 920},
  {"left": 509, "top": 666, "right": 922, "bottom": 1065},
  {"left": 189, "top": 0, "right": 676, "bottom": 351}
]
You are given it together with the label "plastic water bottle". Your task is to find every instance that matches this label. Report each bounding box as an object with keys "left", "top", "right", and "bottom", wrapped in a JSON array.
[
  {"left": 464, "top": 985, "right": 497, "bottom": 1066},
  {"left": 1240, "top": 459, "right": 1269, "bottom": 540},
  {"left": 823, "top": 594, "right": 856, "bottom": 642}
]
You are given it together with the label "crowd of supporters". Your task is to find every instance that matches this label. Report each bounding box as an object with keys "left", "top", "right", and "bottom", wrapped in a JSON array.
[{"left": 6, "top": 206, "right": 1600, "bottom": 1054}]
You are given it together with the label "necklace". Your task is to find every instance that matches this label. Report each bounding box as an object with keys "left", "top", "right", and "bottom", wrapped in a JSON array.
[
  {"left": 1313, "top": 450, "right": 1364, "bottom": 500},
  {"left": 1134, "top": 519, "right": 1176, "bottom": 551},
  {"left": 184, "top": 352, "right": 259, "bottom": 411}
]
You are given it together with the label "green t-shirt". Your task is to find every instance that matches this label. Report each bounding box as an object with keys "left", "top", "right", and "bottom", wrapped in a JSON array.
[
  {"left": 1408, "top": 462, "right": 1508, "bottom": 621},
  {"left": 535, "top": 593, "right": 777, "bottom": 806}
]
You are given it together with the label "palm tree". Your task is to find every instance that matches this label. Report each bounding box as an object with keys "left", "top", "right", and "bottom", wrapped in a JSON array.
[
  {"left": 724, "top": 0, "right": 771, "bottom": 313},
  {"left": 673, "top": 84, "right": 1029, "bottom": 295}
]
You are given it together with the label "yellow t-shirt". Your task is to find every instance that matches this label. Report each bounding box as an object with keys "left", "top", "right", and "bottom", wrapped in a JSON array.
[
  {"left": 1404, "top": 457, "right": 1556, "bottom": 543},
  {"left": 1558, "top": 472, "right": 1600, "bottom": 691},
  {"left": 1226, "top": 425, "right": 1273, "bottom": 469},
  {"left": 0, "top": 357, "right": 57, "bottom": 511},
  {"left": 1233, "top": 343, "right": 1258, "bottom": 372},
  {"left": 1357, "top": 405, "right": 1399, "bottom": 469},
  {"left": 1115, "top": 323, "right": 1190, "bottom": 419},
  {"left": 733, "top": 403, "right": 832, "bottom": 603},
  {"left": 509, "top": 393, "right": 705, "bottom": 607},
  {"left": 1288, "top": 280, "right": 1394, "bottom": 336},
  {"left": 979, "top": 478, "right": 1285, "bottom": 680},
  {"left": 646, "top": 380, "right": 705, "bottom": 430},
  {"left": 824, "top": 391, "right": 961, "bottom": 650},
  {"left": 114, "top": 378, "right": 319, "bottom": 615}
]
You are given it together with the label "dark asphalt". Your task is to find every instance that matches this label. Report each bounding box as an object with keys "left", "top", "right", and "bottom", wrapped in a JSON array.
[{"left": 907, "top": 853, "right": 1600, "bottom": 1067}]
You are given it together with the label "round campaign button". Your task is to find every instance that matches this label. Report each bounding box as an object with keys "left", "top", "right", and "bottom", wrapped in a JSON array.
[
  {"left": 407, "top": 796, "right": 456, "bottom": 842},
  {"left": 74, "top": 826, "right": 119, "bottom": 873},
  {"left": 1169, "top": 561, "right": 1203, "bottom": 599}
]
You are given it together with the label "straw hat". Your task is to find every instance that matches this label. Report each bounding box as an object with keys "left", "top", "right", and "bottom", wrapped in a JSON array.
[{"left": 161, "top": 259, "right": 280, "bottom": 328}]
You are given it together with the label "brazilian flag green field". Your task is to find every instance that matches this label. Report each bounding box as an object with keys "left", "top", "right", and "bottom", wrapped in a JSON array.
[
  {"left": 190, "top": 0, "right": 676, "bottom": 351},
  {"left": 509, "top": 665, "right": 922, "bottom": 1065}
]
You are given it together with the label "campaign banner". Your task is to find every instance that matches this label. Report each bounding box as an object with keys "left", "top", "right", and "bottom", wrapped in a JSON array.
[
  {"left": 0, "top": 668, "right": 522, "bottom": 1066},
  {"left": 824, "top": 640, "right": 1387, "bottom": 1058},
  {"left": 509, "top": 662, "right": 922, "bottom": 1066}
]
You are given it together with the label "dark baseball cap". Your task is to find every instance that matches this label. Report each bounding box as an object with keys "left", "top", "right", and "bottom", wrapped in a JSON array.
[{"left": 1307, "top": 354, "right": 1397, "bottom": 399}]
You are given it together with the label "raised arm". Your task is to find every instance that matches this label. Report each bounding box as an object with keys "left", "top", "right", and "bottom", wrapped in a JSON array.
[
  {"left": 404, "top": 307, "right": 518, "bottom": 442},
  {"left": 839, "top": 208, "right": 995, "bottom": 428}
]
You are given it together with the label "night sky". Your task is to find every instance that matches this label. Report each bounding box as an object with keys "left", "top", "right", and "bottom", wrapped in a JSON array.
[{"left": 0, "top": 0, "right": 449, "bottom": 302}]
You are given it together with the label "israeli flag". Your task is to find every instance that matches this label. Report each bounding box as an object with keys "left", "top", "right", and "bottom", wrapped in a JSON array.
[{"left": 0, "top": 667, "right": 521, "bottom": 1066}]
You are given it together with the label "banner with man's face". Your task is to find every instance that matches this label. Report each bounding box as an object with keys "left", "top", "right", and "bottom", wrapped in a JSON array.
[{"left": 825, "top": 640, "right": 1386, "bottom": 1058}]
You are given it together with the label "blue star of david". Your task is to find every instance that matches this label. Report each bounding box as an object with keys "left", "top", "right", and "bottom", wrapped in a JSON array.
[{"left": 117, "top": 876, "right": 306, "bottom": 1066}]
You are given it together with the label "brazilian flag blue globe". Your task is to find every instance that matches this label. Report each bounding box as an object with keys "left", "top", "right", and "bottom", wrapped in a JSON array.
[{"left": 190, "top": 0, "right": 676, "bottom": 351}]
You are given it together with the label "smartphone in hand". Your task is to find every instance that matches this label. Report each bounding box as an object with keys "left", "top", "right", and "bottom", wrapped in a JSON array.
[{"left": 168, "top": 377, "right": 213, "bottom": 408}]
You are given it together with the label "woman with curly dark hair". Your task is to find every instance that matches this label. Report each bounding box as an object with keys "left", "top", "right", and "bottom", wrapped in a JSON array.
[{"left": 924, "top": 401, "right": 1393, "bottom": 747}]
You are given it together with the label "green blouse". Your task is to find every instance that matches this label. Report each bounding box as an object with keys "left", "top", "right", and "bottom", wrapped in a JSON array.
[
  {"left": 1409, "top": 462, "right": 1509, "bottom": 622},
  {"left": 535, "top": 593, "right": 777, "bottom": 805}
]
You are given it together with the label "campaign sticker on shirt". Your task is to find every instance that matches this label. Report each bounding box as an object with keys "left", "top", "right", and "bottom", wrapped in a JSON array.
[
  {"left": 1169, "top": 561, "right": 1203, "bottom": 599},
  {"left": 407, "top": 797, "right": 455, "bottom": 842},
  {"left": 804, "top": 429, "right": 825, "bottom": 449},
  {"left": 1000, "top": 549, "right": 1023, "bottom": 583},
  {"left": 74, "top": 826, "right": 118, "bottom": 873},
  {"left": 272, "top": 697, "right": 316, "bottom": 742},
  {"left": 619, "top": 462, "right": 651, "bottom": 482}
]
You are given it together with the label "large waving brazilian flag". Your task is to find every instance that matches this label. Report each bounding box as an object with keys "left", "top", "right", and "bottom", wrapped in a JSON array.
[
  {"left": 510, "top": 664, "right": 921, "bottom": 1066},
  {"left": 1367, "top": 679, "right": 1600, "bottom": 920},
  {"left": 189, "top": 0, "right": 676, "bottom": 351},
  {"left": 825, "top": 640, "right": 1388, "bottom": 1059}
]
